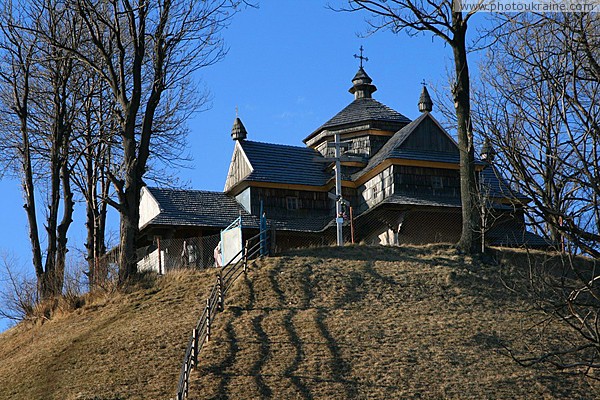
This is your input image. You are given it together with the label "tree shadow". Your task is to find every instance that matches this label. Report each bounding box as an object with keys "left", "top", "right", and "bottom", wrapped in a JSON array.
[
  {"left": 242, "top": 270, "right": 256, "bottom": 311},
  {"left": 362, "top": 260, "right": 398, "bottom": 286},
  {"left": 250, "top": 314, "right": 272, "bottom": 398},
  {"left": 283, "top": 310, "right": 314, "bottom": 400},
  {"left": 315, "top": 307, "right": 358, "bottom": 398},
  {"left": 204, "top": 320, "right": 239, "bottom": 400},
  {"left": 334, "top": 270, "right": 365, "bottom": 309},
  {"left": 300, "top": 261, "right": 315, "bottom": 309},
  {"left": 268, "top": 258, "right": 286, "bottom": 306}
]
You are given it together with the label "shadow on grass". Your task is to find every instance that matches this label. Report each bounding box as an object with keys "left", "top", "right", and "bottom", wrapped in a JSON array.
[
  {"left": 243, "top": 271, "right": 256, "bottom": 311},
  {"left": 282, "top": 244, "right": 455, "bottom": 262},
  {"left": 268, "top": 258, "right": 286, "bottom": 306},
  {"left": 251, "top": 314, "right": 273, "bottom": 398},
  {"left": 301, "top": 261, "right": 315, "bottom": 309},
  {"left": 315, "top": 307, "right": 358, "bottom": 399},
  {"left": 283, "top": 310, "right": 314, "bottom": 400},
  {"left": 334, "top": 269, "right": 365, "bottom": 308},
  {"left": 269, "top": 260, "right": 314, "bottom": 398},
  {"left": 362, "top": 260, "right": 398, "bottom": 286},
  {"left": 204, "top": 320, "right": 239, "bottom": 400}
]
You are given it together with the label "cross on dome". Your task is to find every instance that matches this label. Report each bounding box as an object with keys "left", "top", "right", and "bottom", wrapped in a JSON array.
[{"left": 353, "top": 46, "right": 369, "bottom": 68}]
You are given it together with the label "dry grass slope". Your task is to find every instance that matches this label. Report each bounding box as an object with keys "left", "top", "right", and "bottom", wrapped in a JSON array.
[
  {"left": 0, "top": 269, "right": 219, "bottom": 400},
  {"left": 1, "top": 245, "right": 599, "bottom": 399},
  {"left": 192, "top": 245, "right": 600, "bottom": 400}
]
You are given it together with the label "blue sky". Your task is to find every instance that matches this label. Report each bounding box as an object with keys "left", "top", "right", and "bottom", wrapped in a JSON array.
[{"left": 0, "top": 1, "right": 481, "bottom": 331}]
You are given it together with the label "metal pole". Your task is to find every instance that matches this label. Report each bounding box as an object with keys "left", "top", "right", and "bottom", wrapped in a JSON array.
[
  {"left": 157, "top": 236, "right": 162, "bottom": 274},
  {"left": 334, "top": 132, "right": 344, "bottom": 246},
  {"left": 350, "top": 206, "right": 355, "bottom": 244}
]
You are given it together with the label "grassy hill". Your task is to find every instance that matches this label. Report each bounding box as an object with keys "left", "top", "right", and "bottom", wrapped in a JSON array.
[
  {"left": 192, "top": 245, "right": 599, "bottom": 399},
  {"left": 0, "top": 245, "right": 598, "bottom": 399},
  {"left": 0, "top": 270, "right": 219, "bottom": 400}
]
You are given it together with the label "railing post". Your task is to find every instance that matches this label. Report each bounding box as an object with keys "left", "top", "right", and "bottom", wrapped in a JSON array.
[
  {"left": 206, "top": 298, "right": 211, "bottom": 342},
  {"left": 183, "top": 361, "right": 189, "bottom": 399},
  {"left": 217, "top": 270, "right": 224, "bottom": 311},
  {"left": 243, "top": 240, "right": 249, "bottom": 273},
  {"left": 192, "top": 328, "right": 198, "bottom": 368}
]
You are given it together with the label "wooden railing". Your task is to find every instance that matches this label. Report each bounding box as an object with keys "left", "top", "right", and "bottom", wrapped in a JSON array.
[{"left": 174, "top": 231, "right": 269, "bottom": 400}]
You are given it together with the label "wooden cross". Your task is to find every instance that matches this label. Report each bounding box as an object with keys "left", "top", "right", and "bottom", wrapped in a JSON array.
[
  {"left": 421, "top": 79, "right": 427, "bottom": 87},
  {"left": 354, "top": 46, "right": 368, "bottom": 68}
]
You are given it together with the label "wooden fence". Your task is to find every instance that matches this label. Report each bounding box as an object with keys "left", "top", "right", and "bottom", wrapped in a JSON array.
[{"left": 174, "top": 231, "right": 269, "bottom": 400}]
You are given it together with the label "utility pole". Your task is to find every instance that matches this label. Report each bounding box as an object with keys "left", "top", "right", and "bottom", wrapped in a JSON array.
[
  {"left": 333, "top": 132, "right": 344, "bottom": 246},
  {"left": 316, "top": 134, "right": 357, "bottom": 247}
]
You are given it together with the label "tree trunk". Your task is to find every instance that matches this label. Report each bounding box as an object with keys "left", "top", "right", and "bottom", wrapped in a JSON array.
[
  {"left": 56, "top": 150, "right": 74, "bottom": 295},
  {"left": 119, "top": 194, "right": 139, "bottom": 281},
  {"left": 21, "top": 115, "right": 44, "bottom": 296},
  {"left": 452, "top": 16, "right": 481, "bottom": 254}
]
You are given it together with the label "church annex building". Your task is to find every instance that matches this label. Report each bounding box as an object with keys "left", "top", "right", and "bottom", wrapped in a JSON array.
[{"left": 136, "top": 65, "right": 547, "bottom": 269}]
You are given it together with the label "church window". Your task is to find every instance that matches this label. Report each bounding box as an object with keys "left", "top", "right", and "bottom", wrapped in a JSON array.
[{"left": 286, "top": 197, "right": 299, "bottom": 210}]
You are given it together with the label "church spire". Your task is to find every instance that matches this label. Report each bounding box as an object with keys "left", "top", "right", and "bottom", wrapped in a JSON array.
[
  {"left": 231, "top": 111, "right": 247, "bottom": 141},
  {"left": 418, "top": 82, "right": 433, "bottom": 113}
]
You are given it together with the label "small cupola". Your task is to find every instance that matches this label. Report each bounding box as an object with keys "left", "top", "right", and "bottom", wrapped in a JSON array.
[
  {"left": 349, "top": 67, "right": 378, "bottom": 99},
  {"left": 481, "top": 137, "right": 496, "bottom": 163},
  {"left": 418, "top": 84, "right": 433, "bottom": 113},
  {"left": 349, "top": 46, "right": 377, "bottom": 99},
  {"left": 231, "top": 116, "right": 247, "bottom": 141}
]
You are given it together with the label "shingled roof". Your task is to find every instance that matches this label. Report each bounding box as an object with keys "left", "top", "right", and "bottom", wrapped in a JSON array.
[
  {"left": 143, "top": 187, "right": 336, "bottom": 233},
  {"left": 239, "top": 140, "right": 331, "bottom": 187},
  {"left": 304, "top": 98, "right": 411, "bottom": 143},
  {"left": 480, "top": 165, "right": 529, "bottom": 201},
  {"left": 144, "top": 187, "right": 258, "bottom": 229}
]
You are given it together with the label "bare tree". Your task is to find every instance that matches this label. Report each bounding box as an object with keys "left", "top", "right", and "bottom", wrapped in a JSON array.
[
  {"left": 336, "top": 0, "right": 481, "bottom": 253},
  {"left": 474, "top": 12, "right": 600, "bottom": 377},
  {"left": 498, "top": 249, "right": 600, "bottom": 379},
  {"left": 0, "top": 0, "right": 80, "bottom": 299},
  {"left": 475, "top": 13, "right": 600, "bottom": 257},
  {"left": 39, "top": 0, "right": 246, "bottom": 280},
  {"left": 70, "top": 73, "right": 116, "bottom": 288},
  {"left": 0, "top": 251, "right": 37, "bottom": 323}
]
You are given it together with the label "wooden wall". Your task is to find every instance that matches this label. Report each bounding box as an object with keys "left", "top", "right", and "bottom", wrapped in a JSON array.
[
  {"left": 316, "top": 134, "right": 391, "bottom": 158},
  {"left": 400, "top": 117, "right": 457, "bottom": 153},
  {"left": 362, "top": 209, "right": 462, "bottom": 246},
  {"left": 394, "top": 165, "right": 460, "bottom": 198},
  {"left": 250, "top": 187, "right": 330, "bottom": 218},
  {"left": 224, "top": 145, "right": 252, "bottom": 192},
  {"left": 357, "top": 166, "right": 395, "bottom": 212}
]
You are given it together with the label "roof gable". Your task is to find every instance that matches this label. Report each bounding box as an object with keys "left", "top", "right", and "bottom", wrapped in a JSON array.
[
  {"left": 224, "top": 142, "right": 253, "bottom": 192},
  {"left": 139, "top": 187, "right": 161, "bottom": 228},
  {"left": 397, "top": 113, "right": 458, "bottom": 153},
  {"left": 354, "top": 113, "right": 475, "bottom": 181}
]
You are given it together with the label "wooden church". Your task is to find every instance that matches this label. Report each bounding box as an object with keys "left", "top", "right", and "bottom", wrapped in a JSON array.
[{"left": 137, "top": 64, "right": 546, "bottom": 262}]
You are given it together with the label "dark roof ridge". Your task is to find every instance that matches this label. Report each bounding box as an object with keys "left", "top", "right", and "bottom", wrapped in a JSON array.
[
  {"left": 147, "top": 187, "right": 225, "bottom": 195},
  {"left": 241, "top": 139, "right": 316, "bottom": 151},
  {"left": 304, "top": 97, "right": 411, "bottom": 143}
]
